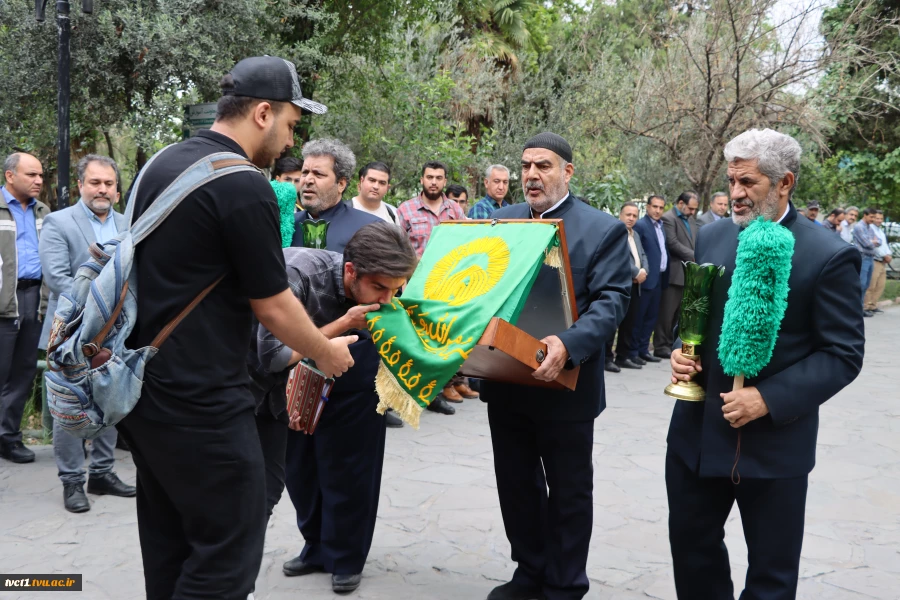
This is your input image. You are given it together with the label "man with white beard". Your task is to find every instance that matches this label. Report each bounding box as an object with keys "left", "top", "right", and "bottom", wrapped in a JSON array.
[{"left": 666, "top": 128, "right": 865, "bottom": 600}]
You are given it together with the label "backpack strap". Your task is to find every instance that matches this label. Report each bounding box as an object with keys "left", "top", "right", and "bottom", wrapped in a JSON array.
[
  {"left": 129, "top": 152, "right": 260, "bottom": 245},
  {"left": 85, "top": 153, "right": 259, "bottom": 358},
  {"left": 150, "top": 275, "right": 224, "bottom": 349}
]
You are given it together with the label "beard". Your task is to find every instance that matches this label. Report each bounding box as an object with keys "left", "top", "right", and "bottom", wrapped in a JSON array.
[
  {"left": 254, "top": 127, "right": 286, "bottom": 169},
  {"left": 731, "top": 187, "right": 782, "bottom": 227},
  {"left": 524, "top": 179, "right": 567, "bottom": 215},
  {"left": 302, "top": 185, "right": 341, "bottom": 217},
  {"left": 422, "top": 188, "right": 443, "bottom": 201}
]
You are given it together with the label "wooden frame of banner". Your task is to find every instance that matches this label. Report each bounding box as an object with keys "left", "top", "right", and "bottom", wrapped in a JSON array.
[{"left": 442, "top": 219, "right": 580, "bottom": 391}]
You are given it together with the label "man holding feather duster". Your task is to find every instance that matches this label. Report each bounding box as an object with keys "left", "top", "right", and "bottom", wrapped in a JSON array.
[{"left": 667, "top": 129, "right": 865, "bottom": 600}]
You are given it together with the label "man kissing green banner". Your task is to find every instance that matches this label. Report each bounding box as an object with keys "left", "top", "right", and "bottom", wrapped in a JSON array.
[{"left": 367, "top": 222, "right": 561, "bottom": 428}]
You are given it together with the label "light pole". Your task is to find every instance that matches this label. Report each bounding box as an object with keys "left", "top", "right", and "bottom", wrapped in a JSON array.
[{"left": 35, "top": 0, "right": 93, "bottom": 209}]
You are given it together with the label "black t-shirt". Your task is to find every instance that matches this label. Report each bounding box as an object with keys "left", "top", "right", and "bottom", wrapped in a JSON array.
[{"left": 127, "top": 130, "right": 288, "bottom": 424}]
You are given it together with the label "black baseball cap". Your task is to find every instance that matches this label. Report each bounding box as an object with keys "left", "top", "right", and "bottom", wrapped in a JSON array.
[
  {"left": 222, "top": 56, "right": 327, "bottom": 115},
  {"left": 807, "top": 200, "right": 820, "bottom": 209}
]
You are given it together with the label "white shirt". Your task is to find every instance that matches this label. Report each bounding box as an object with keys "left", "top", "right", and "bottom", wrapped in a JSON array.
[
  {"left": 840, "top": 220, "right": 854, "bottom": 243},
  {"left": 351, "top": 197, "right": 395, "bottom": 224}
]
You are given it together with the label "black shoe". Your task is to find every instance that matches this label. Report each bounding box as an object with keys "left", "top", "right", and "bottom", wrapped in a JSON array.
[
  {"left": 0, "top": 441, "right": 35, "bottom": 464},
  {"left": 63, "top": 483, "right": 90, "bottom": 513},
  {"left": 87, "top": 472, "right": 136, "bottom": 497},
  {"left": 632, "top": 356, "right": 647, "bottom": 366},
  {"left": 385, "top": 409, "right": 404, "bottom": 428},
  {"left": 332, "top": 573, "right": 361, "bottom": 593},
  {"left": 653, "top": 349, "right": 672, "bottom": 359},
  {"left": 486, "top": 580, "right": 544, "bottom": 600},
  {"left": 604, "top": 360, "right": 621, "bottom": 373},
  {"left": 616, "top": 358, "right": 643, "bottom": 370},
  {"left": 426, "top": 396, "right": 456, "bottom": 415},
  {"left": 639, "top": 353, "right": 662, "bottom": 363},
  {"left": 863, "top": 310, "right": 875, "bottom": 317},
  {"left": 873, "top": 308, "right": 884, "bottom": 314},
  {"left": 283, "top": 555, "right": 324, "bottom": 577}
]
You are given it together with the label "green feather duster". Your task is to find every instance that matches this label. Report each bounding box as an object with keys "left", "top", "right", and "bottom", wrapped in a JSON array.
[
  {"left": 270, "top": 180, "right": 297, "bottom": 249},
  {"left": 718, "top": 217, "right": 794, "bottom": 379}
]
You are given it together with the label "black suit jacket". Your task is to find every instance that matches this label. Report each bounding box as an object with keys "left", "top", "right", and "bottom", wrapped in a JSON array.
[
  {"left": 667, "top": 204, "right": 865, "bottom": 478},
  {"left": 481, "top": 195, "right": 633, "bottom": 422},
  {"left": 633, "top": 215, "right": 669, "bottom": 291}
]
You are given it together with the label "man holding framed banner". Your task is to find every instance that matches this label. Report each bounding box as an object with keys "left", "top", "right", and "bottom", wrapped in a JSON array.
[{"left": 480, "top": 133, "right": 633, "bottom": 600}]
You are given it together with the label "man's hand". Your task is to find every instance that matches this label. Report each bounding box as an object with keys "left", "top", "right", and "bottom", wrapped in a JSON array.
[
  {"left": 343, "top": 304, "right": 380, "bottom": 330},
  {"left": 884, "top": 254, "right": 892, "bottom": 264},
  {"left": 670, "top": 348, "right": 701, "bottom": 383},
  {"left": 315, "top": 335, "right": 358, "bottom": 378},
  {"left": 634, "top": 269, "right": 647, "bottom": 284},
  {"left": 720, "top": 386, "right": 769, "bottom": 428},
  {"left": 533, "top": 335, "right": 569, "bottom": 382}
]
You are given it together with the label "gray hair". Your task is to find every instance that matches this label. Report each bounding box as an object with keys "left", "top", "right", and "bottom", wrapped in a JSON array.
[
  {"left": 723, "top": 129, "right": 802, "bottom": 198},
  {"left": 76, "top": 154, "right": 119, "bottom": 184},
  {"left": 4, "top": 153, "right": 21, "bottom": 175},
  {"left": 301, "top": 138, "right": 356, "bottom": 183},
  {"left": 484, "top": 164, "right": 510, "bottom": 179},
  {"left": 712, "top": 191, "right": 728, "bottom": 200},
  {"left": 846, "top": 205, "right": 859, "bottom": 214}
]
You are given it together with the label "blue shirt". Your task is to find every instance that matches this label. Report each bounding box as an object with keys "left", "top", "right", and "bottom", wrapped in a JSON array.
[
  {"left": 652, "top": 217, "right": 668, "bottom": 272},
  {"left": 79, "top": 200, "right": 118, "bottom": 244},
  {"left": 468, "top": 196, "right": 510, "bottom": 220},
  {"left": 2, "top": 186, "right": 41, "bottom": 279},
  {"left": 675, "top": 206, "right": 693, "bottom": 240}
]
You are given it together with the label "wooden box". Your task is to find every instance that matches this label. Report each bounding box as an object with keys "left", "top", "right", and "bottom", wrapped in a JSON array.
[{"left": 452, "top": 219, "right": 580, "bottom": 391}]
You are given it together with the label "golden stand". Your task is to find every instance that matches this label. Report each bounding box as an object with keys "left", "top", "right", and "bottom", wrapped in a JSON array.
[{"left": 663, "top": 343, "right": 706, "bottom": 402}]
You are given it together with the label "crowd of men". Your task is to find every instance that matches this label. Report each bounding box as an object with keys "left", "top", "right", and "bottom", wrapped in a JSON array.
[{"left": 0, "top": 53, "right": 883, "bottom": 600}]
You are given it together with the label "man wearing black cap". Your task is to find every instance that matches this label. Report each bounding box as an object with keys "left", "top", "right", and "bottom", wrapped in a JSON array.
[
  {"left": 118, "top": 56, "right": 356, "bottom": 600},
  {"left": 481, "top": 133, "right": 633, "bottom": 600}
]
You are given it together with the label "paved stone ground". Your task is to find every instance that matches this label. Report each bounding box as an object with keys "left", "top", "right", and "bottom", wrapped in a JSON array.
[{"left": 1, "top": 307, "right": 898, "bottom": 600}]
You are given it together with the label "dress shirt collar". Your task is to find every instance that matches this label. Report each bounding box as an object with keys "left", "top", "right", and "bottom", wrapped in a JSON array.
[
  {"left": 1, "top": 185, "right": 36, "bottom": 209},
  {"left": 531, "top": 193, "right": 570, "bottom": 219}
]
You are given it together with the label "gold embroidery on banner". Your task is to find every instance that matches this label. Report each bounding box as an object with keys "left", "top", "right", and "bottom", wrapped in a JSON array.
[{"left": 424, "top": 237, "right": 510, "bottom": 306}]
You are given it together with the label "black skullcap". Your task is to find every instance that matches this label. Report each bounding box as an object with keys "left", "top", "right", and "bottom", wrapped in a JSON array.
[{"left": 523, "top": 132, "right": 572, "bottom": 163}]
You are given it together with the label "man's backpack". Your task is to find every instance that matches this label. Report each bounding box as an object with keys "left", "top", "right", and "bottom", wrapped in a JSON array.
[{"left": 45, "top": 149, "right": 260, "bottom": 439}]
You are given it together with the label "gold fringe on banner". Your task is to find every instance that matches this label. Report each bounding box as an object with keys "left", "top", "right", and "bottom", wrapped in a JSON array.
[
  {"left": 543, "top": 245, "right": 562, "bottom": 269},
  {"left": 374, "top": 362, "right": 423, "bottom": 429}
]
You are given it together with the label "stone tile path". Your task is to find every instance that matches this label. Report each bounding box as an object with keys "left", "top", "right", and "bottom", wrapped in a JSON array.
[{"left": 1, "top": 308, "right": 898, "bottom": 599}]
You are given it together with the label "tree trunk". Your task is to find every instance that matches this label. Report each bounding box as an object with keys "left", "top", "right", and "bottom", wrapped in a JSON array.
[
  {"left": 136, "top": 146, "right": 148, "bottom": 171},
  {"left": 103, "top": 130, "right": 116, "bottom": 164}
]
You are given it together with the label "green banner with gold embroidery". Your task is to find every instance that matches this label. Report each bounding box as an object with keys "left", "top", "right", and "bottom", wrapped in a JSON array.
[{"left": 368, "top": 222, "right": 561, "bottom": 428}]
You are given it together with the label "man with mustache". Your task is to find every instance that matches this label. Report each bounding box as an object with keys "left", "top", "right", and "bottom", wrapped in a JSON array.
[
  {"left": 667, "top": 129, "right": 865, "bottom": 600},
  {"left": 38, "top": 155, "right": 134, "bottom": 512},
  {"left": 482, "top": 132, "right": 632, "bottom": 600},
  {"left": 0, "top": 152, "right": 50, "bottom": 465},
  {"left": 396, "top": 160, "right": 467, "bottom": 415}
]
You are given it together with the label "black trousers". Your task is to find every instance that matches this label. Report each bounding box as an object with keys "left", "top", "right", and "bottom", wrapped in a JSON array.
[
  {"left": 654, "top": 283, "right": 683, "bottom": 354},
  {"left": 117, "top": 409, "right": 266, "bottom": 600},
  {"left": 255, "top": 398, "right": 289, "bottom": 519},
  {"left": 487, "top": 403, "right": 594, "bottom": 600},
  {"left": 606, "top": 283, "right": 641, "bottom": 361},
  {"left": 666, "top": 451, "right": 808, "bottom": 600},
  {"left": 0, "top": 285, "right": 42, "bottom": 445},
  {"left": 284, "top": 388, "right": 386, "bottom": 575}
]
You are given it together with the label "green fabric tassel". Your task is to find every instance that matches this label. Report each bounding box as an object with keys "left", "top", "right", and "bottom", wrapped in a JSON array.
[
  {"left": 270, "top": 180, "right": 297, "bottom": 248},
  {"left": 718, "top": 217, "right": 794, "bottom": 378}
]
